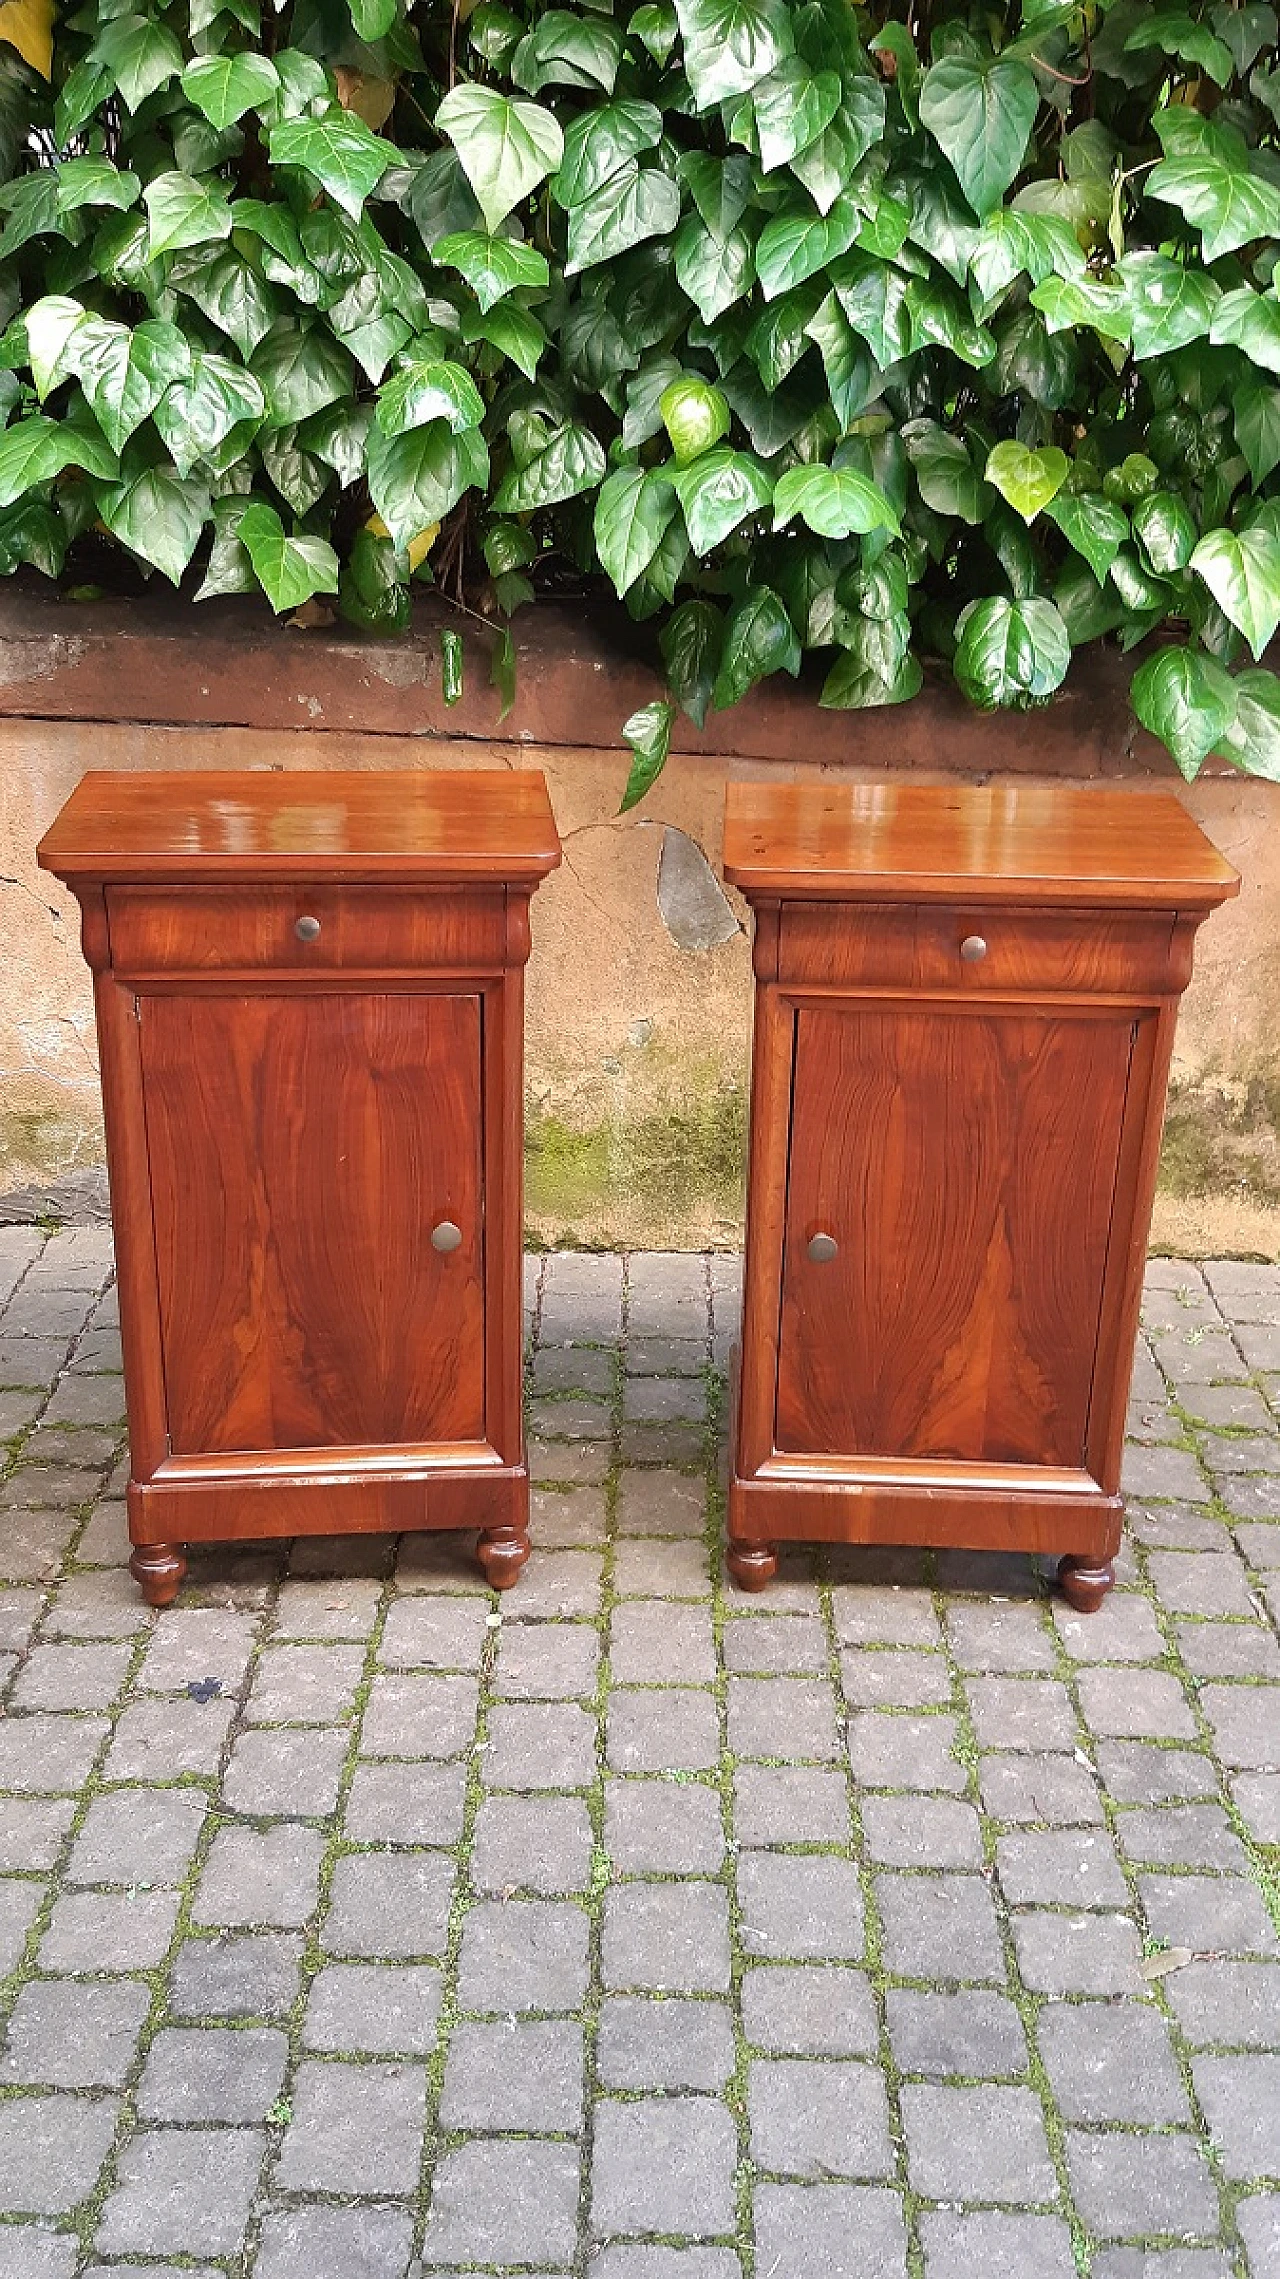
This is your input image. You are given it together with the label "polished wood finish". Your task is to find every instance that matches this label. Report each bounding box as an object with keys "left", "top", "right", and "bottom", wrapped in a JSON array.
[
  {"left": 39, "top": 768, "right": 559, "bottom": 1603},
  {"left": 724, "top": 781, "right": 1238, "bottom": 1605},
  {"left": 723, "top": 780, "right": 1241, "bottom": 906}
]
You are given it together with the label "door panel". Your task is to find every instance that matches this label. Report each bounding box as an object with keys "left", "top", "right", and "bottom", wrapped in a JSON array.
[
  {"left": 140, "top": 992, "right": 485, "bottom": 1454},
  {"left": 775, "top": 1003, "right": 1135, "bottom": 1468}
]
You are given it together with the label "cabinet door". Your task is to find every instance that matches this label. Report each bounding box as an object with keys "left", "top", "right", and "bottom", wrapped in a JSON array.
[
  {"left": 139, "top": 991, "right": 485, "bottom": 1454},
  {"left": 775, "top": 1002, "right": 1136, "bottom": 1468}
]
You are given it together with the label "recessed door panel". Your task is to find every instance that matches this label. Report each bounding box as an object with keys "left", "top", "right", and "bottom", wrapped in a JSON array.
[
  {"left": 775, "top": 1003, "right": 1135, "bottom": 1468},
  {"left": 140, "top": 991, "right": 485, "bottom": 1454}
]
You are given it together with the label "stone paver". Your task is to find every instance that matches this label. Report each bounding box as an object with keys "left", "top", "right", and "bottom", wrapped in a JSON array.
[{"left": 0, "top": 1239, "right": 1278, "bottom": 2273}]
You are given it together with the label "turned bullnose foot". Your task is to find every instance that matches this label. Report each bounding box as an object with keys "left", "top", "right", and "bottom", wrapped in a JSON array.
[
  {"left": 478, "top": 1525, "right": 531, "bottom": 1590},
  {"left": 129, "top": 1542, "right": 186, "bottom": 1608},
  {"left": 1058, "top": 1554, "right": 1116, "bottom": 1614},
  {"left": 727, "top": 1538, "right": 779, "bottom": 1593}
]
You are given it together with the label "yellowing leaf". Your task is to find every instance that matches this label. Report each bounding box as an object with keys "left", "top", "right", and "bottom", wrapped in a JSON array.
[
  {"left": 365, "top": 509, "right": 438, "bottom": 569},
  {"left": 0, "top": 0, "right": 53, "bottom": 79},
  {"left": 335, "top": 68, "right": 396, "bottom": 131}
]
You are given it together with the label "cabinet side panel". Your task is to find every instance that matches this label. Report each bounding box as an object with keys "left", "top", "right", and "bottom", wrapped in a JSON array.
[
  {"left": 94, "top": 974, "right": 170, "bottom": 1478},
  {"left": 139, "top": 991, "right": 485, "bottom": 1453},
  {"left": 776, "top": 1003, "right": 1134, "bottom": 1469}
]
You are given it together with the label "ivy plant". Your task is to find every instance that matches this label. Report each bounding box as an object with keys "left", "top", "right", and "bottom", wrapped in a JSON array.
[{"left": 0, "top": 0, "right": 1277, "bottom": 800}]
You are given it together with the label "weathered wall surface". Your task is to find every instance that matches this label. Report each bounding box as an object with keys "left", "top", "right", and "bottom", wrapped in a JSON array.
[{"left": 0, "top": 588, "right": 1275, "bottom": 1255}]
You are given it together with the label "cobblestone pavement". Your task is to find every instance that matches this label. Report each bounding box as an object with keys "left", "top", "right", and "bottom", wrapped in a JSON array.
[{"left": 0, "top": 1230, "right": 1279, "bottom": 2276}]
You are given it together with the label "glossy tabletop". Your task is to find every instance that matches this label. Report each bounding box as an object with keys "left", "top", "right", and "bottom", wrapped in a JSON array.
[
  {"left": 723, "top": 781, "right": 1240, "bottom": 908},
  {"left": 38, "top": 769, "right": 562, "bottom": 885}
]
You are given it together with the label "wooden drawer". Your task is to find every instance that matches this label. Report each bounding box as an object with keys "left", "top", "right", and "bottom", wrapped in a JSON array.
[
  {"left": 106, "top": 885, "right": 507, "bottom": 975},
  {"left": 777, "top": 902, "right": 1177, "bottom": 996}
]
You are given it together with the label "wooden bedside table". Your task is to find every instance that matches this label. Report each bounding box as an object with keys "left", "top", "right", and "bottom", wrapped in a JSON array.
[
  {"left": 39, "top": 769, "right": 560, "bottom": 1605},
  {"left": 722, "top": 780, "right": 1238, "bottom": 1609}
]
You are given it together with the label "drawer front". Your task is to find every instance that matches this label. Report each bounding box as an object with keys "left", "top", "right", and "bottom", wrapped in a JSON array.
[
  {"left": 778, "top": 902, "right": 1175, "bottom": 996},
  {"left": 107, "top": 885, "right": 506, "bottom": 974}
]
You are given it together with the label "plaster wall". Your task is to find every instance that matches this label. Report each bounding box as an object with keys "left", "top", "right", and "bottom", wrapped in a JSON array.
[{"left": 2, "top": 711, "right": 1275, "bottom": 1256}]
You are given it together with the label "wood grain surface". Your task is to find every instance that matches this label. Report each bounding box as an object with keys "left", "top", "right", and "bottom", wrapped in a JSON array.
[
  {"left": 39, "top": 768, "right": 561, "bottom": 884},
  {"left": 774, "top": 1003, "right": 1136, "bottom": 1467},
  {"left": 724, "top": 780, "right": 1241, "bottom": 907},
  {"left": 140, "top": 990, "right": 485, "bottom": 1454}
]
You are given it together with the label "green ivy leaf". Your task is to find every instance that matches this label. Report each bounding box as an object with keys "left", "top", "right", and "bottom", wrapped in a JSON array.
[
  {"left": 269, "top": 114, "right": 394, "bottom": 220},
  {"left": 23, "top": 296, "right": 87, "bottom": 398},
  {"left": 435, "top": 83, "right": 563, "bottom": 233},
  {"left": 661, "top": 596, "right": 722, "bottom": 726},
  {"left": 820, "top": 647, "right": 923, "bottom": 709},
  {"left": 1148, "top": 138, "right": 1280, "bottom": 264},
  {"left": 803, "top": 292, "right": 875, "bottom": 430},
  {"left": 143, "top": 173, "right": 234, "bottom": 260},
  {"left": 1190, "top": 524, "right": 1280, "bottom": 659},
  {"left": 673, "top": 214, "right": 755, "bottom": 322},
  {"left": 513, "top": 10, "right": 624, "bottom": 94},
  {"left": 660, "top": 374, "right": 730, "bottom": 464},
  {"left": 953, "top": 595, "right": 1071, "bottom": 706},
  {"left": 902, "top": 420, "right": 987, "bottom": 526},
  {"left": 367, "top": 421, "right": 489, "bottom": 547},
  {"left": 619, "top": 697, "right": 675, "bottom": 809},
  {"left": 0, "top": 413, "right": 117, "bottom": 508},
  {"left": 670, "top": 445, "right": 772, "bottom": 551},
  {"left": 376, "top": 359, "right": 485, "bottom": 438},
  {"left": 1210, "top": 286, "right": 1280, "bottom": 378},
  {"left": 1126, "top": 12, "right": 1235, "bottom": 87},
  {"left": 554, "top": 99, "right": 663, "bottom": 208},
  {"left": 462, "top": 300, "right": 546, "bottom": 381},
  {"left": 749, "top": 60, "right": 841, "bottom": 174},
  {"left": 252, "top": 323, "right": 354, "bottom": 427},
  {"left": 69, "top": 316, "right": 191, "bottom": 453},
  {"left": 1044, "top": 490, "right": 1129, "bottom": 587},
  {"left": 55, "top": 159, "right": 140, "bottom": 216},
  {"left": 672, "top": 0, "right": 794, "bottom": 110},
  {"left": 566, "top": 164, "right": 681, "bottom": 275},
  {"left": 153, "top": 353, "right": 266, "bottom": 479},
  {"left": 985, "top": 441, "right": 1069, "bottom": 524},
  {"left": 493, "top": 419, "right": 605, "bottom": 511},
  {"left": 772, "top": 461, "right": 899, "bottom": 540},
  {"left": 630, "top": 1, "right": 678, "bottom": 64},
  {"left": 89, "top": 13, "right": 183, "bottom": 112},
  {"left": 434, "top": 230, "right": 549, "bottom": 313},
  {"left": 711, "top": 583, "right": 801, "bottom": 707},
  {"left": 173, "top": 248, "right": 277, "bottom": 359},
  {"left": 1213, "top": 664, "right": 1280, "bottom": 782},
  {"left": 1030, "top": 274, "right": 1130, "bottom": 343},
  {"left": 829, "top": 254, "right": 912, "bottom": 368},
  {"left": 1130, "top": 643, "right": 1240, "bottom": 778},
  {"left": 1119, "top": 251, "right": 1221, "bottom": 361},
  {"left": 1132, "top": 490, "right": 1198, "bottom": 578},
  {"left": 237, "top": 498, "right": 339, "bottom": 611},
  {"left": 918, "top": 55, "right": 1039, "bottom": 217},
  {"left": 97, "top": 464, "right": 210, "bottom": 584},
  {"left": 1234, "top": 381, "right": 1280, "bottom": 488},
  {"left": 755, "top": 194, "right": 861, "bottom": 300},
  {"left": 594, "top": 465, "right": 680, "bottom": 595},
  {"left": 968, "top": 208, "right": 1084, "bottom": 306},
  {"left": 182, "top": 51, "right": 280, "bottom": 128}
]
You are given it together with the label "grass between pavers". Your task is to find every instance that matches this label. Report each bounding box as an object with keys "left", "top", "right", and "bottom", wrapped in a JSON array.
[{"left": 0, "top": 1246, "right": 1278, "bottom": 2273}]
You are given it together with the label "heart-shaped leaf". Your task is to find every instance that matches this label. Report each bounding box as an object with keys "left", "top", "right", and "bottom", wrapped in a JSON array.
[
  {"left": 772, "top": 462, "right": 900, "bottom": 540},
  {"left": 237, "top": 499, "right": 340, "bottom": 612},
  {"left": 919, "top": 54, "right": 1039, "bottom": 217},
  {"left": 670, "top": 446, "right": 772, "bottom": 552},
  {"left": 435, "top": 83, "right": 563, "bottom": 233},
  {"left": 1191, "top": 524, "right": 1280, "bottom": 659},
  {"left": 985, "top": 441, "right": 1069, "bottom": 524},
  {"left": 1131, "top": 644, "right": 1239, "bottom": 778},
  {"left": 954, "top": 595, "right": 1071, "bottom": 706}
]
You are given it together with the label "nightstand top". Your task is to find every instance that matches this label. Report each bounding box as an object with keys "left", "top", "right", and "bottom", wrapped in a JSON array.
[
  {"left": 723, "top": 781, "right": 1239, "bottom": 908},
  {"left": 38, "top": 768, "right": 562, "bottom": 885}
]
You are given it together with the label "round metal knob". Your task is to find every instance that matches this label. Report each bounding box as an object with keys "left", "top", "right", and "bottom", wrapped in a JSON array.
[
  {"left": 807, "top": 1232, "right": 839, "bottom": 1264},
  {"left": 294, "top": 915, "right": 321, "bottom": 942},
  {"left": 431, "top": 1221, "right": 463, "bottom": 1254},
  {"left": 960, "top": 934, "right": 987, "bottom": 963}
]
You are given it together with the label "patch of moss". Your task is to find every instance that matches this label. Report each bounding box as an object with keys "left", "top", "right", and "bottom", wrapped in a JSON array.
[{"left": 525, "top": 1079, "right": 747, "bottom": 1236}]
